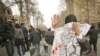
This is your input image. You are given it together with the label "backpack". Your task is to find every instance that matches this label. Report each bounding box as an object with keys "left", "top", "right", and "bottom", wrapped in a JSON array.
[{"left": 15, "top": 29, "right": 24, "bottom": 39}]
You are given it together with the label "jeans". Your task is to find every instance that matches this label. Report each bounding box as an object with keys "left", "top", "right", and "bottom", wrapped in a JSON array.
[
  {"left": 34, "top": 44, "right": 41, "bottom": 56},
  {"left": 4, "top": 40, "right": 14, "bottom": 56},
  {"left": 25, "top": 38, "right": 29, "bottom": 51},
  {"left": 17, "top": 45, "right": 24, "bottom": 56},
  {"left": 23, "top": 43, "right": 26, "bottom": 54}
]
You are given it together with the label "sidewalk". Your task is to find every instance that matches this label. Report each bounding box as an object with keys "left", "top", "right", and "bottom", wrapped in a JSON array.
[
  {"left": 98, "top": 33, "right": 100, "bottom": 37},
  {"left": 24, "top": 45, "right": 52, "bottom": 56}
]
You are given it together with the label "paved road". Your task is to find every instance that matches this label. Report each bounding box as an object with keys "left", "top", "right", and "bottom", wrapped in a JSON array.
[
  {"left": 0, "top": 34, "right": 100, "bottom": 56},
  {"left": 0, "top": 44, "right": 52, "bottom": 56},
  {"left": 97, "top": 34, "right": 100, "bottom": 56}
]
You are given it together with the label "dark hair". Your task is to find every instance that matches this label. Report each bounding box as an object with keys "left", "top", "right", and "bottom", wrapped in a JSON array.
[
  {"left": 65, "top": 14, "right": 77, "bottom": 24},
  {"left": 15, "top": 24, "right": 20, "bottom": 28},
  {"left": 90, "top": 24, "right": 95, "bottom": 29}
]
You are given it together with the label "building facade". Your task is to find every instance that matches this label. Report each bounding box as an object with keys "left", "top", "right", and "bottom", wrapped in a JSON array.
[
  {"left": 0, "top": 1, "right": 13, "bottom": 21},
  {"left": 59, "top": 0, "right": 100, "bottom": 27}
]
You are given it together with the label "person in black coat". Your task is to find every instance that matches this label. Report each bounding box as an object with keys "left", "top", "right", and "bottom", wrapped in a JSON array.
[
  {"left": 30, "top": 29, "right": 41, "bottom": 56},
  {"left": 88, "top": 24, "right": 98, "bottom": 55},
  {"left": 21, "top": 23, "right": 29, "bottom": 51},
  {"left": 0, "top": 18, "right": 14, "bottom": 56},
  {"left": 32, "top": 29, "right": 41, "bottom": 45},
  {"left": 15, "top": 24, "right": 25, "bottom": 56}
]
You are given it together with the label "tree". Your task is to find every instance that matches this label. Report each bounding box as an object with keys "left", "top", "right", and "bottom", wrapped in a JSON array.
[{"left": 2, "top": 0, "right": 44, "bottom": 28}]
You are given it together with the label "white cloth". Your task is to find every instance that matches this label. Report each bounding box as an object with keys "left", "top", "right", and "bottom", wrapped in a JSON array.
[
  {"left": 50, "top": 22, "right": 91, "bottom": 56},
  {"left": 76, "top": 23, "right": 91, "bottom": 39}
]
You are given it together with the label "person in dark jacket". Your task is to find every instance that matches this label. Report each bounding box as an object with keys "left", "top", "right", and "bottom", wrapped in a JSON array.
[
  {"left": 21, "top": 23, "right": 29, "bottom": 51},
  {"left": 46, "top": 29, "right": 54, "bottom": 45},
  {"left": 30, "top": 29, "right": 41, "bottom": 56},
  {"left": 29, "top": 26, "right": 35, "bottom": 43},
  {"left": 88, "top": 24, "right": 98, "bottom": 55},
  {"left": 0, "top": 18, "right": 14, "bottom": 56},
  {"left": 15, "top": 24, "right": 25, "bottom": 56},
  {"left": 29, "top": 26, "right": 35, "bottom": 56}
]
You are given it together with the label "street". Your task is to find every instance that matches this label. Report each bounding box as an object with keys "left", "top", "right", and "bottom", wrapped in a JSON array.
[
  {"left": 97, "top": 34, "right": 100, "bottom": 56},
  {"left": 0, "top": 43, "right": 52, "bottom": 56},
  {"left": 0, "top": 34, "right": 100, "bottom": 56}
]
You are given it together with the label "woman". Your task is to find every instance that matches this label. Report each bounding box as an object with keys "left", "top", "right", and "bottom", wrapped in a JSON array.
[{"left": 51, "top": 14, "right": 91, "bottom": 56}]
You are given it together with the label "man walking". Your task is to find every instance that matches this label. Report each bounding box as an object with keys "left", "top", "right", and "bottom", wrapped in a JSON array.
[
  {"left": 0, "top": 18, "right": 14, "bottom": 56},
  {"left": 21, "top": 23, "right": 29, "bottom": 51},
  {"left": 30, "top": 29, "right": 41, "bottom": 56}
]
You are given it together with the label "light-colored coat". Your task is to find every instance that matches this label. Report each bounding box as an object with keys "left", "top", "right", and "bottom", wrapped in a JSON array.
[{"left": 51, "top": 22, "right": 91, "bottom": 56}]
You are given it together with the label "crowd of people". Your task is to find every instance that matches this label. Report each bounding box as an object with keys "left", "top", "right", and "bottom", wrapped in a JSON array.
[
  {"left": 0, "top": 14, "right": 99, "bottom": 56},
  {"left": 0, "top": 17, "right": 52, "bottom": 56}
]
